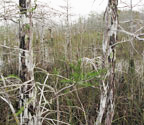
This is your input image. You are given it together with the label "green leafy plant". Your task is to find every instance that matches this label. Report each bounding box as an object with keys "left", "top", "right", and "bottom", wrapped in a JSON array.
[{"left": 61, "top": 60, "right": 103, "bottom": 87}]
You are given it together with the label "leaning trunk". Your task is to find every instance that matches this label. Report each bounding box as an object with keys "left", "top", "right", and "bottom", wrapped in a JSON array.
[{"left": 95, "top": 0, "right": 118, "bottom": 125}]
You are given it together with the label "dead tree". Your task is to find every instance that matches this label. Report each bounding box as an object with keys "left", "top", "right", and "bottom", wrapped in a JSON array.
[
  {"left": 95, "top": 0, "right": 118, "bottom": 125},
  {"left": 63, "top": 0, "right": 72, "bottom": 61},
  {"left": 19, "top": 0, "right": 40, "bottom": 124}
]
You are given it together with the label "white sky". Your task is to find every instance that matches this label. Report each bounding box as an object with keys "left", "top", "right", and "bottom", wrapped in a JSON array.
[
  {"left": 8, "top": 0, "right": 144, "bottom": 21},
  {"left": 40, "top": 0, "right": 144, "bottom": 17}
]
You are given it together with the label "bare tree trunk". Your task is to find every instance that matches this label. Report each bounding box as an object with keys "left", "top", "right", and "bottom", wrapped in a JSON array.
[
  {"left": 19, "top": 0, "right": 41, "bottom": 125},
  {"left": 128, "top": 0, "right": 135, "bottom": 76},
  {"left": 130, "top": 0, "right": 134, "bottom": 58},
  {"left": 56, "top": 96, "right": 60, "bottom": 125},
  {"left": 65, "top": 0, "right": 72, "bottom": 61},
  {"left": 95, "top": 0, "right": 118, "bottom": 125}
]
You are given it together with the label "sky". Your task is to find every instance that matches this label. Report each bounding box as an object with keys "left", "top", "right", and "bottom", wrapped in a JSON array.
[
  {"left": 39, "top": 0, "right": 144, "bottom": 17},
  {"left": 10, "top": 0, "right": 144, "bottom": 16},
  {"left": 8, "top": 0, "right": 144, "bottom": 21}
]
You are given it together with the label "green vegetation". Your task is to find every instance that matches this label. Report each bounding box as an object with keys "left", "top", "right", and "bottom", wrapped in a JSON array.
[{"left": 0, "top": 9, "right": 144, "bottom": 125}]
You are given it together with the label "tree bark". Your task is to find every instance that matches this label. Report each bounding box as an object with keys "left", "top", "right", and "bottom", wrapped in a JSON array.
[
  {"left": 95, "top": 0, "right": 118, "bottom": 125},
  {"left": 19, "top": 0, "right": 40, "bottom": 125}
]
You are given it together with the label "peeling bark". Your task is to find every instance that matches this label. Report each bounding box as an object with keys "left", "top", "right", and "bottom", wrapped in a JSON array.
[
  {"left": 95, "top": 0, "right": 118, "bottom": 125},
  {"left": 19, "top": 0, "right": 41, "bottom": 125}
]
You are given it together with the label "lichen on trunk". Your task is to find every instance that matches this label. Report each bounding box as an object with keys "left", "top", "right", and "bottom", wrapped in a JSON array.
[
  {"left": 19, "top": 0, "right": 40, "bottom": 125},
  {"left": 95, "top": 0, "right": 118, "bottom": 125}
]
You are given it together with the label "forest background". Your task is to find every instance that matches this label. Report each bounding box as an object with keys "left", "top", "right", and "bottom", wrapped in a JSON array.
[{"left": 0, "top": 0, "right": 144, "bottom": 125}]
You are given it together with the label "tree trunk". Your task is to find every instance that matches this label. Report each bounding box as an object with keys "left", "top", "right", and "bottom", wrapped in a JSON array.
[
  {"left": 128, "top": 0, "right": 135, "bottom": 76},
  {"left": 65, "top": 0, "right": 72, "bottom": 61},
  {"left": 95, "top": 0, "right": 118, "bottom": 125},
  {"left": 19, "top": 0, "right": 41, "bottom": 124}
]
